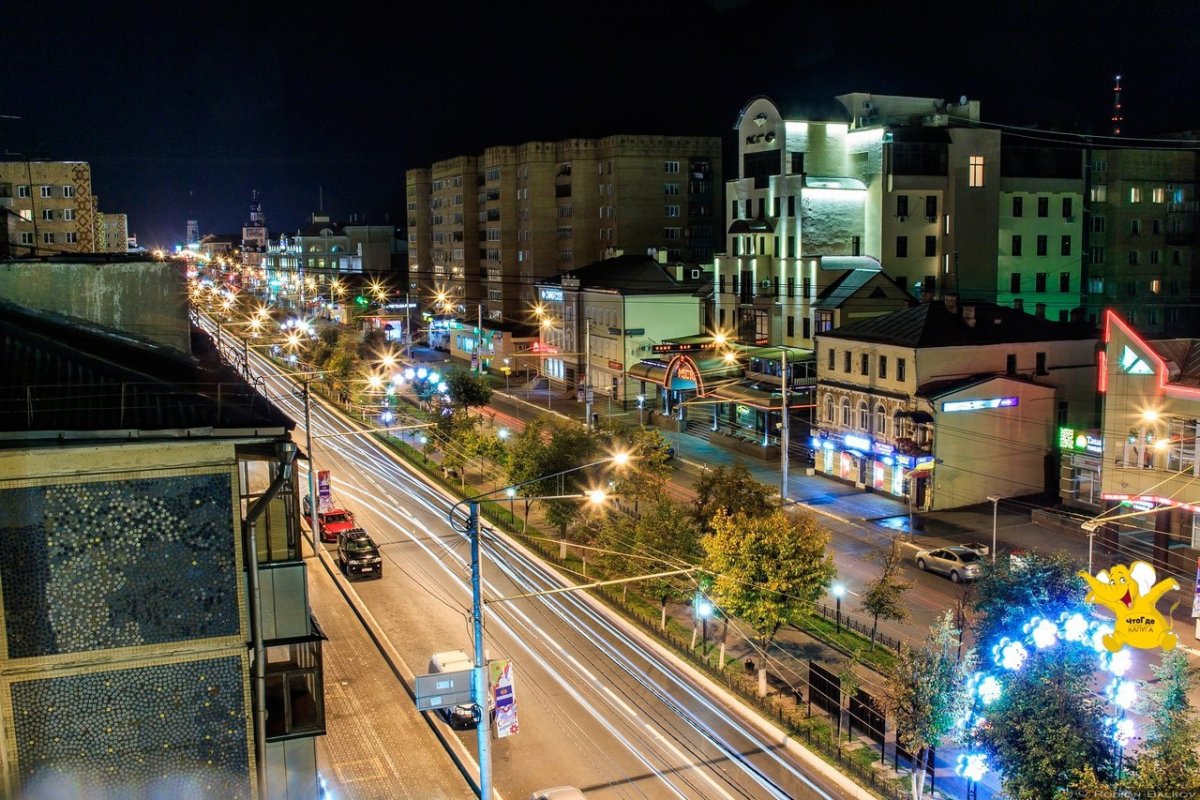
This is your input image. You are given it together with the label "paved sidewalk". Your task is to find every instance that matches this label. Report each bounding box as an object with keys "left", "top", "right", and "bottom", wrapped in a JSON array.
[{"left": 306, "top": 536, "right": 476, "bottom": 800}]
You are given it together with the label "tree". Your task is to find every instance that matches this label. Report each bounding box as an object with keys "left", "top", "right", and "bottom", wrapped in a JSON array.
[
  {"left": 692, "top": 461, "right": 772, "bottom": 530},
  {"left": 858, "top": 539, "right": 911, "bottom": 648},
  {"left": 702, "top": 508, "right": 835, "bottom": 651},
  {"left": 882, "top": 611, "right": 976, "bottom": 800},
  {"left": 504, "top": 418, "right": 550, "bottom": 529},
  {"left": 445, "top": 367, "right": 493, "bottom": 411},
  {"left": 609, "top": 426, "right": 673, "bottom": 513},
  {"left": 968, "top": 551, "right": 1118, "bottom": 799},
  {"left": 633, "top": 498, "right": 703, "bottom": 630},
  {"left": 540, "top": 424, "right": 599, "bottom": 538},
  {"left": 1120, "top": 649, "right": 1200, "bottom": 796}
]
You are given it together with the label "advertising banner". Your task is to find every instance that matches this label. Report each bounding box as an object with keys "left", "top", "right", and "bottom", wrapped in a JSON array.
[
  {"left": 489, "top": 659, "right": 518, "bottom": 738},
  {"left": 1193, "top": 557, "right": 1200, "bottom": 618},
  {"left": 317, "top": 470, "right": 332, "bottom": 512}
]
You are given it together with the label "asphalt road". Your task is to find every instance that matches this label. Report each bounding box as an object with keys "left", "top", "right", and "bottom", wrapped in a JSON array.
[{"left": 243, "top": 349, "right": 866, "bottom": 800}]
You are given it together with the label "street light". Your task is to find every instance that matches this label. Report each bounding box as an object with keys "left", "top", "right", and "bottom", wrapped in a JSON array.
[
  {"left": 695, "top": 595, "right": 713, "bottom": 656},
  {"left": 832, "top": 583, "right": 846, "bottom": 635},
  {"left": 447, "top": 452, "right": 630, "bottom": 800},
  {"left": 637, "top": 393, "right": 646, "bottom": 426},
  {"left": 986, "top": 495, "right": 1003, "bottom": 564}
]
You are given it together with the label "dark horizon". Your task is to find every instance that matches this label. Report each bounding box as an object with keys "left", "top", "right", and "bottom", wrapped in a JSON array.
[{"left": 3, "top": 0, "right": 1198, "bottom": 247}]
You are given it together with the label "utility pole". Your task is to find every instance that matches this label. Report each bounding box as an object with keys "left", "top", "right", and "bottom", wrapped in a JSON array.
[
  {"left": 405, "top": 292, "right": 412, "bottom": 359},
  {"left": 467, "top": 500, "right": 493, "bottom": 799},
  {"left": 780, "top": 348, "right": 789, "bottom": 507},
  {"left": 302, "top": 378, "right": 320, "bottom": 541},
  {"left": 584, "top": 320, "right": 593, "bottom": 429}
]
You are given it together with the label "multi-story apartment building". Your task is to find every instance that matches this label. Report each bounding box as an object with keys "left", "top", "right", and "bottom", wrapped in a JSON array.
[
  {"left": 0, "top": 160, "right": 98, "bottom": 254},
  {"left": 406, "top": 135, "right": 721, "bottom": 330},
  {"left": 1090, "top": 309, "right": 1200, "bottom": 574},
  {"left": 813, "top": 297, "right": 1097, "bottom": 510},
  {"left": 1085, "top": 145, "right": 1199, "bottom": 336},
  {"left": 714, "top": 95, "right": 1094, "bottom": 348},
  {"left": 0, "top": 259, "right": 324, "bottom": 799},
  {"left": 95, "top": 210, "right": 130, "bottom": 253}
]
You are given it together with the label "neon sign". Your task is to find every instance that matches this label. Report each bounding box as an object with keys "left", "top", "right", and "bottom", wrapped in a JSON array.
[
  {"left": 942, "top": 397, "right": 1018, "bottom": 413},
  {"left": 1058, "top": 426, "right": 1103, "bottom": 455}
]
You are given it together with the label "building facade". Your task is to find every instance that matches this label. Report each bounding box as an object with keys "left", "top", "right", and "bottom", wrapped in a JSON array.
[
  {"left": 0, "top": 160, "right": 98, "bottom": 255},
  {"left": 813, "top": 298, "right": 1098, "bottom": 510},
  {"left": 261, "top": 215, "right": 395, "bottom": 309},
  {"left": 406, "top": 135, "right": 721, "bottom": 328}
]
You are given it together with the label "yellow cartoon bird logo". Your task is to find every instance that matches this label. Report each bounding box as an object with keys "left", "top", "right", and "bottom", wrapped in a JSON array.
[{"left": 1079, "top": 561, "right": 1180, "bottom": 652}]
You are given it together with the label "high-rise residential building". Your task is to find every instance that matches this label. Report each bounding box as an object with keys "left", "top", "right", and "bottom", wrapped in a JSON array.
[
  {"left": 714, "top": 94, "right": 1093, "bottom": 348},
  {"left": 406, "top": 134, "right": 721, "bottom": 329},
  {"left": 1084, "top": 145, "right": 1198, "bottom": 336},
  {"left": 95, "top": 210, "right": 130, "bottom": 253},
  {"left": 0, "top": 160, "right": 98, "bottom": 255}
]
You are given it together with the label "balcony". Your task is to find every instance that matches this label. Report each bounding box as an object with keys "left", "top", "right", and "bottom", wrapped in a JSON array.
[{"left": 264, "top": 629, "right": 325, "bottom": 740}]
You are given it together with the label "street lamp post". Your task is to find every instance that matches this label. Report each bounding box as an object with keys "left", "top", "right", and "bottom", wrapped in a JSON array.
[
  {"left": 637, "top": 393, "right": 645, "bottom": 427},
  {"left": 986, "top": 495, "right": 1002, "bottom": 564},
  {"left": 695, "top": 596, "right": 713, "bottom": 658},
  {"left": 833, "top": 583, "right": 846, "bottom": 635}
]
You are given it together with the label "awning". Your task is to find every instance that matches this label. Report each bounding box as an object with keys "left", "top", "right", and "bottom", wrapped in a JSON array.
[
  {"left": 628, "top": 361, "right": 667, "bottom": 385},
  {"left": 907, "top": 460, "right": 936, "bottom": 474}
]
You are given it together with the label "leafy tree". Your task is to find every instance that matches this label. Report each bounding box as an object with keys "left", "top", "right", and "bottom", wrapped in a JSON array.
[
  {"left": 858, "top": 539, "right": 911, "bottom": 648},
  {"left": 882, "top": 611, "right": 976, "bottom": 800},
  {"left": 1120, "top": 649, "right": 1200, "bottom": 796},
  {"left": 692, "top": 461, "right": 772, "bottom": 530},
  {"left": 445, "top": 367, "right": 493, "bottom": 411},
  {"left": 702, "top": 508, "right": 835, "bottom": 650},
  {"left": 633, "top": 498, "right": 703, "bottom": 630},
  {"left": 540, "top": 423, "right": 599, "bottom": 538},
  {"left": 504, "top": 417, "right": 550, "bottom": 528},
  {"left": 609, "top": 426, "right": 674, "bottom": 513},
  {"left": 968, "top": 551, "right": 1117, "bottom": 799}
]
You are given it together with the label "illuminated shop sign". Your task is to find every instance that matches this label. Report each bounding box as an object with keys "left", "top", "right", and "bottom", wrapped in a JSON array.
[
  {"left": 942, "top": 396, "right": 1019, "bottom": 413},
  {"left": 652, "top": 342, "right": 717, "bottom": 354},
  {"left": 843, "top": 434, "right": 872, "bottom": 452},
  {"left": 1058, "top": 426, "right": 1104, "bottom": 455},
  {"left": 539, "top": 288, "right": 563, "bottom": 302}
]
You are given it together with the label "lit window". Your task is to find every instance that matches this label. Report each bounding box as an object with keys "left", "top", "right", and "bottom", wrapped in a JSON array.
[
  {"left": 969, "top": 156, "right": 985, "bottom": 188},
  {"left": 1130, "top": 187, "right": 1143, "bottom": 203},
  {"left": 1152, "top": 188, "right": 1165, "bottom": 203},
  {"left": 1151, "top": 279, "right": 1161, "bottom": 294}
]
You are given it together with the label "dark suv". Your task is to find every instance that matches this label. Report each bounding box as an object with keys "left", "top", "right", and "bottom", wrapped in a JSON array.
[{"left": 336, "top": 530, "right": 383, "bottom": 579}]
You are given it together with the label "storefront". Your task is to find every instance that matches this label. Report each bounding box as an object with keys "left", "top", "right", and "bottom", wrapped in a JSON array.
[
  {"left": 1057, "top": 426, "right": 1104, "bottom": 512},
  {"left": 812, "top": 431, "right": 935, "bottom": 509}
]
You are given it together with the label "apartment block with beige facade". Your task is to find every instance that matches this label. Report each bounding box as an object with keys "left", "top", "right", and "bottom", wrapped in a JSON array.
[
  {"left": 406, "top": 134, "right": 721, "bottom": 331},
  {"left": 0, "top": 160, "right": 98, "bottom": 254}
]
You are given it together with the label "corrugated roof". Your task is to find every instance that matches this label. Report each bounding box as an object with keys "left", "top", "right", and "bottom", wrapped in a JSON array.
[
  {"left": 818, "top": 300, "right": 1097, "bottom": 347},
  {"left": 1147, "top": 338, "right": 1200, "bottom": 388},
  {"left": 540, "top": 254, "right": 689, "bottom": 295},
  {"left": 0, "top": 303, "right": 293, "bottom": 437}
]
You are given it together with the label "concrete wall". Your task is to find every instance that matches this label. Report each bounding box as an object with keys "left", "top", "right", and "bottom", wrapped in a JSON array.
[{"left": 0, "top": 259, "right": 191, "bottom": 353}]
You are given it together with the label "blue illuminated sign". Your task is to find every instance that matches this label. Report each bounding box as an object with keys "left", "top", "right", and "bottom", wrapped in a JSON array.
[
  {"left": 942, "top": 396, "right": 1019, "bottom": 413},
  {"left": 843, "top": 434, "right": 872, "bottom": 452}
]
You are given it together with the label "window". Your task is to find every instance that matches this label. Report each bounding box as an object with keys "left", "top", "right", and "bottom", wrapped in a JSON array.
[
  {"left": 828, "top": 348, "right": 836, "bottom": 370},
  {"left": 1062, "top": 197, "right": 1073, "bottom": 218},
  {"left": 40, "top": 186, "right": 52, "bottom": 198},
  {"left": 879, "top": 355, "right": 888, "bottom": 379},
  {"left": 41, "top": 209, "right": 54, "bottom": 221},
  {"left": 897, "top": 195, "right": 909, "bottom": 217},
  {"left": 731, "top": 200, "right": 738, "bottom": 219},
  {"left": 42, "top": 232, "right": 54, "bottom": 244},
  {"left": 1130, "top": 187, "right": 1142, "bottom": 203},
  {"left": 803, "top": 317, "right": 811, "bottom": 339},
  {"left": 264, "top": 639, "right": 325, "bottom": 739},
  {"left": 1091, "top": 185, "right": 1108, "bottom": 202},
  {"left": 16, "top": 185, "right": 29, "bottom": 198},
  {"left": 63, "top": 208, "right": 75, "bottom": 221},
  {"left": 840, "top": 398, "right": 852, "bottom": 427},
  {"left": 876, "top": 404, "right": 887, "bottom": 435},
  {"left": 787, "top": 195, "right": 796, "bottom": 217},
  {"left": 1061, "top": 235, "right": 1071, "bottom": 256},
  {"left": 1150, "top": 250, "right": 1161, "bottom": 265},
  {"left": 773, "top": 197, "right": 781, "bottom": 217},
  {"left": 803, "top": 277, "right": 812, "bottom": 299},
  {"left": 897, "top": 358, "right": 906, "bottom": 382},
  {"left": 815, "top": 311, "right": 833, "bottom": 333},
  {"left": 1036, "top": 235, "right": 1048, "bottom": 256},
  {"left": 666, "top": 205, "right": 680, "bottom": 217},
  {"left": 857, "top": 402, "right": 869, "bottom": 430},
  {"left": 1036, "top": 272, "right": 1047, "bottom": 292},
  {"left": 1131, "top": 219, "right": 1141, "bottom": 235},
  {"left": 844, "top": 351, "right": 852, "bottom": 373},
  {"left": 786, "top": 316, "right": 794, "bottom": 337},
  {"left": 1091, "top": 216, "right": 1105, "bottom": 233},
  {"left": 968, "top": 155, "right": 985, "bottom": 187},
  {"left": 664, "top": 161, "right": 680, "bottom": 173},
  {"left": 896, "top": 236, "right": 908, "bottom": 258},
  {"left": 925, "top": 196, "right": 937, "bottom": 219},
  {"left": 852, "top": 236, "right": 861, "bottom": 256},
  {"left": 19, "top": 232, "right": 32, "bottom": 245},
  {"left": 1090, "top": 246, "right": 1106, "bottom": 265},
  {"left": 1037, "top": 196, "right": 1049, "bottom": 217},
  {"left": 1129, "top": 251, "right": 1140, "bottom": 266},
  {"left": 63, "top": 185, "right": 75, "bottom": 198},
  {"left": 1036, "top": 352, "right": 1047, "bottom": 375},
  {"left": 787, "top": 277, "right": 795, "bottom": 298},
  {"left": 1012, "top": 196, "right": 1023, "bottom": 217},
  {"left": 861, "top": 353, "right": 870, "bottom": 376},
  {"left": 1006, "top": 354, "right": 1017, "bottom": 375},
  {"left": 1168, "top": 418, "right": 1200, "bottom": 478},
  {"left": 824, "top": 394, "right": 834, "bottom": 422},
  {"left": 1152, "top": 187, "right": 1165, "bottom": 204},
  {"left": 925, "top": 235, "right": 936, "bottom": 257},
  {"left": 1150, "top": 279, "right": 1161, "bottom": 294},
  {"left": 1011, "top": 235, "right": 1022, "bottom": 257},
  {"left": 664, "top": 228, "right": 682, "bottom": 240},
  {"left": 65, "top": 232, "right": 77, "bottom": 244},
  {"left": 1173, "top": 250, "right": 1183, "bottom": 266},
  {"left": 1152, "top": 218, "right": 1162, "bottom": 235},
  {"left": 1060, "top": 272, "right": 1071, "bottom": 292},
  {"left": 1010, "top": 273, "right": 1021, "bottom": 293}
]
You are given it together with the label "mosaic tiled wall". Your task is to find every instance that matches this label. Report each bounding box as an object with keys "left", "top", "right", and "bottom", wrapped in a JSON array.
[
  {"left": 0, "top": 473, "right": 241, "bottom": 659},
  {"left": 9, "top": 655, "right": 251, "bottom": 798}
]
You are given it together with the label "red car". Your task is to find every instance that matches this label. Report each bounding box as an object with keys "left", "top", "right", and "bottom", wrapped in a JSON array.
[{"left": 316, "top": 509, "right": 357, "bottom": 543}]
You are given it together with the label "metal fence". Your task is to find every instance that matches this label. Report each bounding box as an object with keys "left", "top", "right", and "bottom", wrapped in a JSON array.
[{"left": 816, "top": 602, "right": 904, "bottom": 653}]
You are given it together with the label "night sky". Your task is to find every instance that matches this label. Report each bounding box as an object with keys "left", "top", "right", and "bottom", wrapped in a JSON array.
[{"left": 3, "top": 0, "right": 1198, "bottom": 248}]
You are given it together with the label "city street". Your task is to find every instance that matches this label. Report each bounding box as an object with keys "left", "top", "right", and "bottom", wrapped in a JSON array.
[{"left": 247, "top": 347, "right": 863, "bottom": 800}]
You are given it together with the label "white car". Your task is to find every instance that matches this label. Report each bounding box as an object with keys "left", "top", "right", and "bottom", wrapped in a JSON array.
[
  {"left": 529, "top": 789, "right": 586, "bottom": 800},
  {"left": 915, "top": 545, "right": 984, "bottom": 583}
]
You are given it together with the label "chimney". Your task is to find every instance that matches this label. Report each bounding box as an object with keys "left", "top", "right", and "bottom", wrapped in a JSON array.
[
  {"left": 962, "top": 305, "right": 976, "bottom": 327},
  {"left": 1035, "top": 302, "right": 1046, "bottom": 320},
  {"left": 944, "top": 292, "right": 958, "bottom": 315}
]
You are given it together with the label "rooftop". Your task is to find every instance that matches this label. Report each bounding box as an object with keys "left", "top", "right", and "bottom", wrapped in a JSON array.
[
  {"left": 1146, "top": 338, "right": 1200, "bottom": 389},
  {"left": 540, "top": 254, "right": 694, "bottom": 295}
]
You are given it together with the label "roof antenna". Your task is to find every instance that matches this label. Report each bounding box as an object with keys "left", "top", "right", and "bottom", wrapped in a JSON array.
[{"left": 1111, "top": 74, "right": 1124, "bottom": 136}]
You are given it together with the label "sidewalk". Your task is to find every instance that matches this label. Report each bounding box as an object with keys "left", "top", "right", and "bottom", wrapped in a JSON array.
[{"left": 305, "top": 534, "right": 476, "bottom": 800}]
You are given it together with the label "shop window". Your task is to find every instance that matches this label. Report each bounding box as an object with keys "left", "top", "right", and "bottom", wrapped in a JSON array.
[
  {"left": 264, "top": 637, "right": 325, "bottom": 739},
  {"left": 1167, "top": 417, "right": 1200, "bottom": 476}
]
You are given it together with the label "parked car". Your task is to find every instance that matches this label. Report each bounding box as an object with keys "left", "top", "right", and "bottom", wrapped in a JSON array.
[
  {"left": 915, "top": 545, "right": 984, "bottom": 583},
  {"left": 337, "top": 530, "right": 383, "bottom": 579},
  {"left": 428, "top": 649, "right": 493, "bottom": 729},
  {"left": 315, "top": 509, "right": 357, "bottom": 543}
]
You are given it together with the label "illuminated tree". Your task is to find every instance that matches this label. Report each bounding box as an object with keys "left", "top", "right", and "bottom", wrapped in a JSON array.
[{"left": 882, "top": 611, "right": 976, "bottom": 800}]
